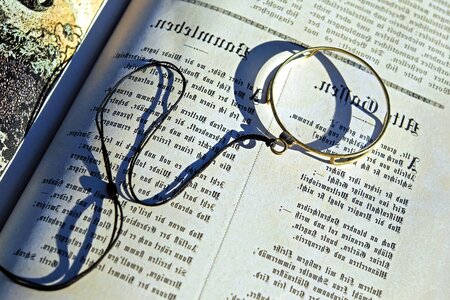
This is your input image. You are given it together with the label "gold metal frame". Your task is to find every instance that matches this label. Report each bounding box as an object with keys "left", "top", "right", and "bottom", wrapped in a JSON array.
[{"left": 266, "top": 46, "right": 390, "bottom": 165}]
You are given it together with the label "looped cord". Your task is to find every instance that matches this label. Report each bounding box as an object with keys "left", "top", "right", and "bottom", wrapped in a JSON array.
[{"left": 0, "top": 59, "right": 273, "bottom": 290}]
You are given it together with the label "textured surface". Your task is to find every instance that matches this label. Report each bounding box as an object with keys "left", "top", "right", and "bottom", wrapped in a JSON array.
[{"left": 0, "top": 0, "right": 103, "bottom": 176}]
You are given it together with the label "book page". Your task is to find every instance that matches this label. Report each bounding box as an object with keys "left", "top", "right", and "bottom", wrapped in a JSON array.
[
  {"left": 0, "top": 0, "right": 448, "bottom": 299},
  {"left": 196, "top": 0, "right": 450, "bottom": 299}
]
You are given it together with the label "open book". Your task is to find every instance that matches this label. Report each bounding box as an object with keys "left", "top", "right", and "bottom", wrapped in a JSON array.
[{"left": 0, "top": 0, "right": 449, "bottom": 298}]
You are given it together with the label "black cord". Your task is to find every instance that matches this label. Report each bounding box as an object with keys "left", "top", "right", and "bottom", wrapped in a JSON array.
[{"left": 0, "top": 59, "right": 275, "bottom": 290}]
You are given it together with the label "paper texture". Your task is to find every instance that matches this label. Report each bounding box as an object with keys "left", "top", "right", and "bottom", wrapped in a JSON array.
[
  {"left": 0, "top": 0, "right": 448, "bottom": 299},
  {"left": 0, "top": 0, "right": 105, "bottom": 176}
]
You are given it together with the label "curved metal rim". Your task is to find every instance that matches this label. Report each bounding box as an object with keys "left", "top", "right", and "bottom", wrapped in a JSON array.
[{"left": 266, "top": 46, "right": 391, "bottom": 165}]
